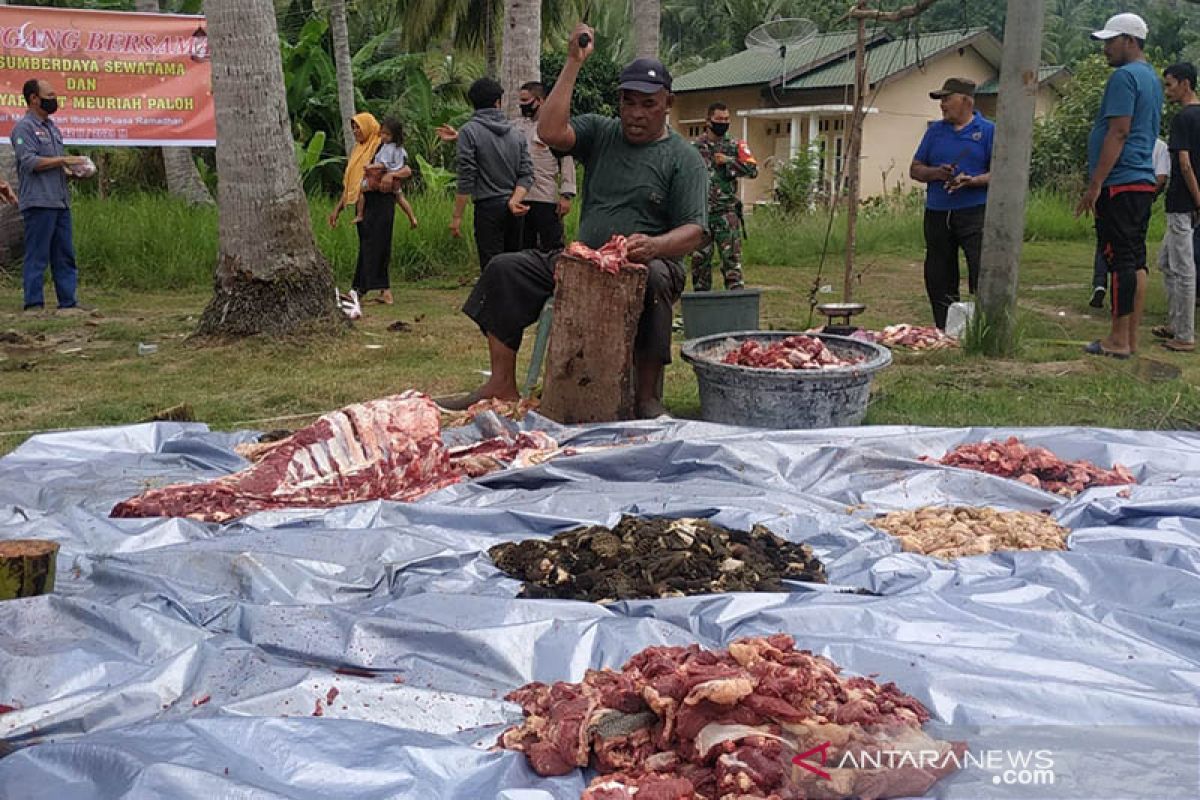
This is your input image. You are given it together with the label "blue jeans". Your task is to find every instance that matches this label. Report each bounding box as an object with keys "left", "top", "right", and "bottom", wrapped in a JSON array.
[{"left": 22, "top": 206, "right": 77, "bottom": 309}]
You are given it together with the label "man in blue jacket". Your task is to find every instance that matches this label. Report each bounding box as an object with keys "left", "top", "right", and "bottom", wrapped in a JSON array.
[
  {"left": 1077, "top": 13, "right": 1162, "bottom": 358},
  {"left": 910, "top": 77, "right": 993, "bottom": 330}
]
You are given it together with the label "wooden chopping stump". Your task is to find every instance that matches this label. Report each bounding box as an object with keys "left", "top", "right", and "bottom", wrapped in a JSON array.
[
  {"left": 0, "top": 539, "right": 59, "bottom": 600},
  {"left": 540, "top": 254, "right": 648, "bottom": 423}
]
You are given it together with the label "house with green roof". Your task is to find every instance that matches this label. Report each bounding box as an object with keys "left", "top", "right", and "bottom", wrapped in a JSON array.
[{"left": 672, "top": 28, "right": 1067, "bottom": 206}]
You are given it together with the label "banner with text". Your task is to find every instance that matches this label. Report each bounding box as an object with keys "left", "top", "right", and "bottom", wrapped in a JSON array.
[{"left": 0, "top": 6, "right": 213, "bottom": 147}]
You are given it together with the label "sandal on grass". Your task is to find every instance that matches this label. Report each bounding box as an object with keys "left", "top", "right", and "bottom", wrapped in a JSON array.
[
  {"left": 1163, "top": 338, "right": 1196, "bottom": 352},
  {"left": 1083, "top": 340, "right": 1132, "bottom": 359},
  {"left": 1152, "top": 325, "right": 1175, "bottom": 339}
]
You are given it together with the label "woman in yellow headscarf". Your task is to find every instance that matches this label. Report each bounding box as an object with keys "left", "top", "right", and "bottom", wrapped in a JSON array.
[{"left": 329, "top": 112, "right": 406, "bottom": 305}]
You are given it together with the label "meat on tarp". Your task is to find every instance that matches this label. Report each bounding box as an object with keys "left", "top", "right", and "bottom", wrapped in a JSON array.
[
  {"left": 719, "top": 335, "right": 864, "bottom": 370},
  {"left": 871, "top": 506, "right": 1069, "bottom": 558},
  {"left": 489, "top": 516, "right": 827, "bottom": 602},
  {"left": 499, "top": 634, "right": 963, "bottom": 800},
  {"left": 111, "top": 392, "right": 556, "bottom": 522},
  {"left": 930, "top": 436, "right": 1136, "bottom": 496}
]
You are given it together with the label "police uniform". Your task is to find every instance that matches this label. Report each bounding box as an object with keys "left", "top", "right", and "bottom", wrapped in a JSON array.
[{"left": 690, "top": 134, "right": 757, "bottom": 291}]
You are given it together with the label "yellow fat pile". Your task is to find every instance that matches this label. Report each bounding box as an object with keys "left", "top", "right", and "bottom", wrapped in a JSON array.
[{"left": 871, "top": 506, "right": 1068, "bottom": 559}]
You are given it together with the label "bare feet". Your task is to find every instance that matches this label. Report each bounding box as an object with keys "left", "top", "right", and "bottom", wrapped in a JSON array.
[
  {"left": 436, "top": 384, "right": 520, "bottom": 411},
  {"left": 381, "top": 289, "right": 393, "bottom": 305}
]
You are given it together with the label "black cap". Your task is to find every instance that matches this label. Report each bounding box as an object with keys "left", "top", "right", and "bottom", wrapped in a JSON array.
[
  {"left": 929, "top": 77, "right": 976, "bottom": 99},
  {"left": 618, "top": 57, "right": 672, "bottom": 93}
]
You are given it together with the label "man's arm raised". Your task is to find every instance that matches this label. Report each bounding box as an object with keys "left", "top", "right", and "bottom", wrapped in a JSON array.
[{"left": 538, "top": 22, "right": 594, "bottom": 151}]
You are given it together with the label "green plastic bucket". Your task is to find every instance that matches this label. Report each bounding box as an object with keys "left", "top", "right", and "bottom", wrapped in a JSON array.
[{"left": 680, "top": 289, "right": 761, "bottom": 340}]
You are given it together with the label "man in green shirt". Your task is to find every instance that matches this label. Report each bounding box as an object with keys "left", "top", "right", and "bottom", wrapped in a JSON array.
[{"left": 454, "top": 23, "right": 708, "bottom": 418}]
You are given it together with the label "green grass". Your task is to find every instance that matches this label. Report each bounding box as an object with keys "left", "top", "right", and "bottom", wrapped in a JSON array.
[{"left": 1, "top": 193, "right": 1198, "bottom": 455}]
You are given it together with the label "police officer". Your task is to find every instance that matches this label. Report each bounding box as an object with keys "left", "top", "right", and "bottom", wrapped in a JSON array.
[{"left": 690, "top": 102, "right": 757, "bottom": 291}]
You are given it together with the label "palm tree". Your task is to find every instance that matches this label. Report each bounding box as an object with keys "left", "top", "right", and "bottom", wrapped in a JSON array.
[
  {"left": 327, "top": 0, "right": 358, "bottom": 155},
  {"left": 633, "top": 0, "right": 661, "bottom": 60},
  {"left": 134, "top": 0, "right": 213, "bottom": 204},
  {"left": 501, "top": 0, "right": 541, "bottom": 117},
  {"left": 195, "top": 0, "right": 340, "bottom": 337}
]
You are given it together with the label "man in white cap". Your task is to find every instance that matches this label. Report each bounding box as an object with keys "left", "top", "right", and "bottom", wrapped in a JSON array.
[{"left": 1076, "top": 13, "right": 1162, "bottom": 358}]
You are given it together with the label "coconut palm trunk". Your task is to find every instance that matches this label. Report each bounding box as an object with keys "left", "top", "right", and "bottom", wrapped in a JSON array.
[
  {"left": 328, "top": 0, "right": 357, "bottom": 156},
  {"left": 135, "top": 0, "right": 213, "bottom": 205},
  {"left": 500, "top": 0, "right": 541, "bottom": 118},
  {"left": 633, "top": 0, "right": 660, "bottom": 60},
  {"left": 194, "top": 0, "right": 341, "bottom": 337}
]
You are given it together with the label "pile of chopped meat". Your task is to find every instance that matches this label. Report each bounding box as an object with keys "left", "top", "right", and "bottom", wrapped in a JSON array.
[
  {"left": 111, "top": 392, "right": 558, "bottom": 522},
  {"left": 865, "top": 325, "right": 958, "bottom": 351},
  {"left": 931, "top": 436, "right": 1136, "bottom": 496},
  {"left": 499, "top": 634, "right": 963, "bottom": 799},
  {"left": 719, "top": 335, "right": 865, "bottom": 370},
  {"left": 871, "top": 506, "right": 1069, "bottom": 558},
  {"left": 489, "top": 516, "right": 826, "bottom": 602},
  {"left": 564, "top": 235, "right": 643, "bottom": 275}
]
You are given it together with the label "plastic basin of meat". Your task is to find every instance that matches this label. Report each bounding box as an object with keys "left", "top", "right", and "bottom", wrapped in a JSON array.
[{"left": 680, "top": 331, "right": 892, "bottom": 429}]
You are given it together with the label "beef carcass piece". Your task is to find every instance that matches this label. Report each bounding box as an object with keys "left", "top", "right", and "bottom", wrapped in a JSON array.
[{"left": 112, "top": 392, "right": 557, "bottom": 523}]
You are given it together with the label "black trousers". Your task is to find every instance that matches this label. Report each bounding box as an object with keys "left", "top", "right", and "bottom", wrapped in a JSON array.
[
  {"left": 462, "top": 248, "right": 686, "bottom": 364},
  {"left": 521, "top": 201, "right": 565, "bottom": 251},
  {"left": 351, "top": 191, "right": 395, "bottom": 293},
  {"left": 1095, "top": 186, "right": 1154, "bottom": 317},
  {"left": 473, "top": 196, "right": 524, "bottom": 272},
  {"left": 923, "top": 205, "right": 985, "bottom": 329}
]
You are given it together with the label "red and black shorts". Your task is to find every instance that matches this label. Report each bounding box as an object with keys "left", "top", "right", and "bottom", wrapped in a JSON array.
[{"left": 1095, "top": 183, "right": 1155, "bottom": 317}]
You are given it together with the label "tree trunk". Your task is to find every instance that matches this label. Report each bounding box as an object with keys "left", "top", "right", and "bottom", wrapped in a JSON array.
[
  {"left": 195, "top": 0, "right": 342, "bottom": 338},
  {"left": 484, "top": 0, "right": 499, "bottom": 78},
  {"left": 500, "top": 0, "right": 541, "bottom": 118},
  {"left": 978, "top": 0, "right": 1046, "bottom": 355},
  {"left": 540, "top": 255, "right": 647, "bottom": 423},
  {"left": 0, "top": 0, "right": 22, "bottom": 268},
  {"left": 0, "top": 540, "right": 58, "bottom": 601},
  {"left": 328, "top": 0, "right": 357, "bottom": 156},
  {"left": 136, "top": 0, "right": 213, "bottom": 205},
  {"left": 633, "top": 0, "right": 661, "bottom": 60}
]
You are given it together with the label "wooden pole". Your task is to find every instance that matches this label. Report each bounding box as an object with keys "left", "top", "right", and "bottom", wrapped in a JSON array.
[
  {"left": 841, "top": 6, "right": 868, "bottom": 302},
  {"left": 0, "top": 539, "right": 59, "bottom": 601},
  {"left": 978, "top": 0, "right": 1046, "bottom": 355}
]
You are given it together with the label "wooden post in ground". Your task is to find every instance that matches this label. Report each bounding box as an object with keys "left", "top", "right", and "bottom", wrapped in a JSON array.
[
  {"left": 978, "top": 0, "right": 1046, "bottom": 355},
  {"left": 0, "top": 539, "right": 59, "bottom": 601},
  {"left": 540, "top": 255, "right": 648, "bottom": 423}
]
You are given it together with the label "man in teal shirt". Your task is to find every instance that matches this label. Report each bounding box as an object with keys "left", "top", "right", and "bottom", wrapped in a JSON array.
[
  {"left": 454, "top": 24, "right": 708, "bottom": 418},
  {"left": 1077, "top": 13, "right": 1162, "bottom": 358}
]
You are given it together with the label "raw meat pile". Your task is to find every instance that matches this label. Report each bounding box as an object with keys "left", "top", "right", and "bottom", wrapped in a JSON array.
[
  {"left": 871, "top": 506, "right": 1069, "bottom": 558},
  {"left": 864, "top": 325, "right": 957, "bottom": 351},
  {"left": 932, "top": 436, "right": 1136, "bottom": 496},
  {"left": 565, "top": 235, "right": 642, "bottom": 275},
  {"left": 111, "top": 392, "right": 558, "bottom": 522},
  {"left": 720, "top": 336, "right": 865, "bottom": 370},
  {"left": 489, "top": 516, "right": 827, "bottom": 602},
  {"left": 499, "top": 634, "right": 963, "bottom": 799}
]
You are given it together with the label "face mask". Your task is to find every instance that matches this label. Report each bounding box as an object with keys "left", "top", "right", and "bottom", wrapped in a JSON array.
[
  {"left": 710, "top": 121, "right": 729, "bottom": 137},
  {"left": 519, "top": 102, "right": 537, "bottom": 118},
  {"left": 40, "top": 97, "right": 58, "bottom": 115}
]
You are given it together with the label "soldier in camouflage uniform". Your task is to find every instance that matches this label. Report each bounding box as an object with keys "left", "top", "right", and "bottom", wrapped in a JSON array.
[{"left": 690, "top": 102, "right": 758, "bottom": 291}]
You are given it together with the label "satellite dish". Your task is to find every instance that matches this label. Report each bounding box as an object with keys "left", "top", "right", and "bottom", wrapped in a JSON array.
[{"left": 744, "top": 17, "right": 819, "bottom": 100}]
